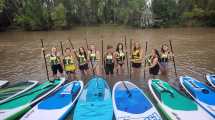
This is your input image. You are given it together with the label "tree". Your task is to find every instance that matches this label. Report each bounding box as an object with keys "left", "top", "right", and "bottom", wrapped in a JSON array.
[
  {"left": 152, "top": 0, "right": 177, "bottom": 26},
  {"left": 51, "top": 3, "right": 66, "bottom": 28},
  {"left": 15, "top": 0, "right": 50, "bottom": 30}
]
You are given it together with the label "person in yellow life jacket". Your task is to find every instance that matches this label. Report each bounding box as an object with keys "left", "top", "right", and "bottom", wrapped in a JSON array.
[
  {"left": 88, "top": 44, "right": 100, "bottom": 75},
  {"left": 160, "top": 44, "right": 173, "bottom": 75},
  {"left": 131, "top": 41, "right": 144, "bottom": 79},
  {"left": 77, "top": 47, "right": 89, "bottom": 76},
  {"left": 45, "top": 47, "right": 63, "bottom": 79},
  {"left": 63, "top": 48, "right": 77, "bottom": 81},
  {"left": 115, "top": 43, "right": 126, "bottom": 75},
  {"left": 104, "top": 45, "right": 115, "bottom": 78}
]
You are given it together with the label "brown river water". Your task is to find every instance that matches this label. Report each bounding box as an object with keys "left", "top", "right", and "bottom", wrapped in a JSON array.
[{"left": 0, "top": 25, "right": 215, "bottom": 119}]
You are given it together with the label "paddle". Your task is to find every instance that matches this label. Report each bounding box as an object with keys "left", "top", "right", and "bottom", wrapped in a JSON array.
[
  {"left": 68, "top": 39, "right": 79, "bottom": 64},
  {"left": 124, "top": 35, "right": 132, "bottom": 97},
  {"left": 155, "top": 82, "right": 174, "bottom": 97},
  {"left": 84, "top": 36, "right": 95, "bottom": 75},
  {"left": 60, "top": 41, "right": 64, "bottom": 56},
  {"left": 129, "top": 39, "right": 132, "bottom": 81},
  {"left": 101, "top": 38, "right": 104, "bottom": 66},
  {"left": 187, "top": 80, "right": 209, "bottom": 94},
  {"left": 124, "top": 36, "right": 129, "bottom": 75},
  {"left": 169, "top": 40, "right": 177, "bottom": 77},
  {"left": 143, "top": 41, "right": 148, "bottom": 80},
  {"left": 101, "top": 37, "right": 105, "bottom": 75},
  {"left": 40, "top": 39, "right": 50, "bottom": 81}
]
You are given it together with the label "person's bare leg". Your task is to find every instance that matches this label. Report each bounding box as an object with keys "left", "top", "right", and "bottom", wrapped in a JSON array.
[
  {"left": 53, "top": 74, "right": 57, "bottom": 80},
  {"left": 71, "top": 72, "right": 77, "bottom": 81},
  {"left": 95, "top": 65, "right": 99, "bottom": 75},
  {"left": 67, "top": 73, "right": 71, "bottom": 82}
]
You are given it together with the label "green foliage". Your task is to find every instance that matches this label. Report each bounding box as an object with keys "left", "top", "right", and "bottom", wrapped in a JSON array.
[
  {"left": 15, "top": 0, "right": 50, "bottom": 30},
  {"left": 0, "top": 0, "right": 5, "bottom": 13},
  {"left": 1, "top": 0, "right": 215, "bottom": 30},
  {"left": 152, "top": 0, "right": 177, "bottom": 26},
  {"left": 51, "top": 3, "right": 66, "bottom": 28}
]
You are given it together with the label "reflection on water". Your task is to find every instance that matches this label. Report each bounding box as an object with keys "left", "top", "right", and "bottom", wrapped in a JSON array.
[{"left": 0, "top": 26, "right": 215, "bottom": 119}]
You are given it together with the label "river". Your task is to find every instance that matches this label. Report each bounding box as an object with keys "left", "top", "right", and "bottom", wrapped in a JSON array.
[{"left": 0, "top": 26, "right": 215, "bottom": 119}]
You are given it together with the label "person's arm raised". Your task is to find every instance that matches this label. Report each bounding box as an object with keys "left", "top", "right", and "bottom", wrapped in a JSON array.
[{"left": 149, "top": 57, "right": 158, "bottom": 68}]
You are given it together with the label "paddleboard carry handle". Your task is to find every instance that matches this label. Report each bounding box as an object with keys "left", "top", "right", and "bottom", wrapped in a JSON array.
[
  {"left": 187, "top": 79, "right": 209, "bottom": 94},
  {"left": 155, "top": 82, "right": 174, "bottom": 98}
]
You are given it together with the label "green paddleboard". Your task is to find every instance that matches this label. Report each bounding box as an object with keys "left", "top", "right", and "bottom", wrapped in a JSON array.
[
  {"left": 0, "top": 80, "right": 38, "bottom": 104},
  {"left": 0, "top": 78, "right": 65, "bottom": 120},
  {"left": 148, "top": 79, "right": 214, "bottom": 120}
]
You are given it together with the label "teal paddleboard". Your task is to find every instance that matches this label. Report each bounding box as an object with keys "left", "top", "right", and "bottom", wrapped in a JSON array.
[{"left": 73, "top": 76, "right": 113, "bottom": 120}]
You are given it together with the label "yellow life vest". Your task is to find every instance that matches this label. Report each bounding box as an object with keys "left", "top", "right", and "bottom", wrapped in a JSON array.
[
  {"left": 78, "top": 54, "right": 87, "bottom": 65},
  {"left": 49, "top": 55, "right": 61, "bottom": 65},
  {"left": 161, "top": 53, "right": 168, "bottom": 58},
  {"left": 90, "top": 52, "right": 96, "bottom": 61},
  {"left": 63, "top": 56, "right": 76, "bottom": 71},
  {"left": 160, "top": 52, "right": 169, "bottom": 62},
  {"left": 132, "top": 49, "right": 141, "bottom": 63},
  {"left": 116, "top": 51, "right": 125, "bottom": 62}
]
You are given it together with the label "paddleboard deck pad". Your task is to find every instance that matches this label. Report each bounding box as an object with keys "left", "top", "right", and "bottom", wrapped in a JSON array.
[{"left": 113, "top": 81, "right": 162, "bottom": 120}]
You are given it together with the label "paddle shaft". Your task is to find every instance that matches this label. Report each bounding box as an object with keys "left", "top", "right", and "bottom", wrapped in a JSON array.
[
  {"left": 85, "top": 36, "right": 95, "bottom": 75},
  {"left": 169, "top": 40, "right": 177, "bottom": 77},
  {"left": 187, "top": 80, "right": 209, "bottom": 93},
  {"left": 143, "top": 41, "right": 148, "bottom": 80},
  {"left": 129, "top": 39, "right": 132, "bottom": 80},
  {"left": 156, "top": 82, "right": 174, "bottom": 97},
  {"left": 124, "top": 36, "right": 129, "bottom": 74},
  {"left": 40, "top": 39, "right": 50, "bottom": 81},
  {"left": 60, "top": 41, "right": 64, "bottom": 56},
  {"left": 101, "top": 39, "right": 104, "bottom": 66},
  {"left": 122, "top": 81, "right": 132, "bottom": 97},
  {"left": 68, "top": 39, "right": 79, "bottom": 63}
]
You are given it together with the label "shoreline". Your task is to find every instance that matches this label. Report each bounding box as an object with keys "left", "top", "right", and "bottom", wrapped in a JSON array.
[{"left": 1, "top": 24, "right": 215, "bottom": 32}]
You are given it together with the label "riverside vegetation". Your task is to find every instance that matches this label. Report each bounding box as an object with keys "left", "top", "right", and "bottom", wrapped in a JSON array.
[{"left": 0, "top": 0, "right": 215, "bottom": 31}]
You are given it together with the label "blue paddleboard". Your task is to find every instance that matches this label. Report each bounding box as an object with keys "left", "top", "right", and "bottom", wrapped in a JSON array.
[
  {"left": 21, "top": 80, "right": 83, "bottom": 120},
  {"left": 180, "top": 76, "right": 215, "bottom": 118},
  {"left": 206, "top": 74, "right": 215, "bottom": 88},
  {"left": 113, "top": 81, "right": 162, "bottom": 120},
  {"left": 73, "top": 76, "right": 113, "bottom": 120}
]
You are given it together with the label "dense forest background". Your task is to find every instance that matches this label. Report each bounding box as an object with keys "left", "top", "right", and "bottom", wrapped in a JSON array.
[{"left": 0, "top": 0, "right": 215, "bottom": 31}]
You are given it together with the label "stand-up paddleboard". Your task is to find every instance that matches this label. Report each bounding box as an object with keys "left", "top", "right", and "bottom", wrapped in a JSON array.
[
  {"left": 206, "top": 74, "right": 215, "bottom": 88},
  {"left": 113, "top": 81, "right": 162, "bottom": 120},
  {"left": 0, "top": 78, "right": 65, "bottom": 120},
  {"left": 21, "top": 80, "right": 83, "bottom": 120},
  {"left": 73, "top": 76, "right": 113, "bottom": 120},
  {"left": 179, "top": 76, "right": 215, "bottom": 118},
  {"left": 0, "top": 80, "right": 38, "bottom": 104},
  {"left": 0, "top": 80, "right": 9, "bottom": 88},
  {"left": 149, "top": 79, "right": 214, "bottom": 120}
]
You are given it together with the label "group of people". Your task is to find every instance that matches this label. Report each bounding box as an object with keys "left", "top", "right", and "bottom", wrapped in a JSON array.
[{"left": 43, "top": 41, "right": 173, "bottom": 81}]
